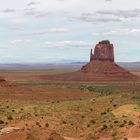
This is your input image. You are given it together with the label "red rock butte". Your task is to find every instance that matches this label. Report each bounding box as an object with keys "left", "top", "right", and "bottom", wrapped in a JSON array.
[
  {"left": 43, "top": 40, "right": 139, "bottom": 82},
  {"left": 90, "top": 40, "right": 114, "bottom": 62}
]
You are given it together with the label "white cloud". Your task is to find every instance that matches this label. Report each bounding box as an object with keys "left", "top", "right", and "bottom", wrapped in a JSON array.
[
  {"left": 91, "top": 32, "right": 100, "bottom": 36},
  {"left": 92, "top": 28, "right": 140, "bottom": 36},
  {"left": 49, "top": 28, "right": 70, "bottom": 33},
  {"left": 0, "top": 55, "right": 20, "bottom": 58},
  {"left": 27, "top": 2, "right": 40, "bottom": 6},
  {"left": 1, "top": 8, "right": 15, "bottom": 13},
  {"left": 0, "top": 0, "right": 140, "bottom": 62},
  {"left": 20, "top": 28, "right": 70, "bottom": 36},
  {"left": 24, "top": 8, "right": 49, "bottom": 18},
  {"left": 105, "top": 0, "right": 112, "bottom": 2},
  {"left": 44, "top": 40, "right": 90, "bottom": 47},
  {"left": 104, "top": 29, "right": 140, "bottom": 35},
  {"left": 96, "top": 9, "right": 140, "bottom": 18},
  {"left": 11, "top": 39, "right": 31, "bottom": 44},
  {"left": 73, "top": 8, "right": 140, "bottom": 24},
  {"left": 73, "top": 13, "right": 122, "bottom": 23}
]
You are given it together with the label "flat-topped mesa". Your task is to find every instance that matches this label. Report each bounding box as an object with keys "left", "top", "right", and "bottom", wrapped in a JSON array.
[{"left": 90, "top": 40, "right": 114, "bottom": 62}]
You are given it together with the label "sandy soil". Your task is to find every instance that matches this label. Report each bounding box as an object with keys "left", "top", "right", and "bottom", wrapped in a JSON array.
[{"left": 0, "top": 70, "right": 139, "bottom": 140}]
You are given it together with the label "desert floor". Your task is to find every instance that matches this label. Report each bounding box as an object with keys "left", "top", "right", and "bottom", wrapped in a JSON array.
[{"left": 0, "top": 69, "right": 139, "bottom": 140}]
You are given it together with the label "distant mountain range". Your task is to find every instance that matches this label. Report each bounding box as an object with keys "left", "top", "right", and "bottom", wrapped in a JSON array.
[
  {"left": 117, "top": 62, "right": 140, "bottom": 69},
  {"left": 0, "top": 62, "right": 139, "bottom": 71}
]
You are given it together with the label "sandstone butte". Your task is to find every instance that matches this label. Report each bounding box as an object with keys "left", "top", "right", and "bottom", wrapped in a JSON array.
[{"left": 42, "top": 40, "right": 140, "bottom": 82}]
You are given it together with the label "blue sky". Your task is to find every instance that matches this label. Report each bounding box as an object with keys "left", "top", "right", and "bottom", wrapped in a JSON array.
[{"left": 0, "top": 0, "right": 140, "bottom": 63}]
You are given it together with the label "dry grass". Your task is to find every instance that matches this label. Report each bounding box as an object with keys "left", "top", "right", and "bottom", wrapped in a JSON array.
[{"left": 0, "top": 70, "right": 140, "bottom": 140}]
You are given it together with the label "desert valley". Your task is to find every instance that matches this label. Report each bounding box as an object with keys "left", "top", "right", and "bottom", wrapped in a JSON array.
[
  {"left": 0, "top": 40, "right": 139, "bottom": 140},
  {"left": 1, "top": 0, "right": 140, "bottom": 139}
]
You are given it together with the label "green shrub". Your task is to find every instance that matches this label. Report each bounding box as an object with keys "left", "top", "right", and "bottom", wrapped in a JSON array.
[
  {"left": 100, "top": 124, "right": 108, "bottom": 131},
  {"left": 45, "top": 123, "right": 49, "bottom": 127},
  {"left": 87, "top": 86, "right": 95, "bottom": 92},
  {"left": 81, "top": 115, "right": 85, "bottom": 118},
  {"left": 101, "top": 112, "right": 107, "bottom": 115},
  {"left": 87, "top": 124, "right": 90, "bottom": 128},
  {"left": 90, "top": 119, "right": 96, "bottom": 124},
  {"left": 62, "top": 121, "right": 67, "bottom": 124},
  {"left": 128, "top": 121, "right": 135, "bottom": 125},
  {"left": 0, "top": 120, "right": 4, "bottom": 124},
  {"left": 119, "top": 124, "right": 124, "bottom": 127},
  {"left": 7, "top": 115, "right": 13, "bottom": 120},
  {"left": 114, "top": 120, "right": 118, "bottom": 124}
]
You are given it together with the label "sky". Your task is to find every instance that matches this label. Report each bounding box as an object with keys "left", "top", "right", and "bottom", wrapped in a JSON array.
[{"left": 0, "top": 0, "right": 140, "bottom": 63}]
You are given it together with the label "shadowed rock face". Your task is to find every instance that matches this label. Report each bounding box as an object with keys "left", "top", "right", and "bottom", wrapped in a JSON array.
[{"left": 90, "top": 40, "right": 114, "bottom": 62}]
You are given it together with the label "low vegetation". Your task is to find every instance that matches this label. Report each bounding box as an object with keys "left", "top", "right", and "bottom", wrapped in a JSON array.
[{"left": 0, "top": 80, "right": 140, "bottom": 139}]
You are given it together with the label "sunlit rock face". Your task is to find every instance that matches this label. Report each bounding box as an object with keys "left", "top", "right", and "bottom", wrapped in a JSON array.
[{"left": 90, "top": 40, "right": 114, "bottom": 62}]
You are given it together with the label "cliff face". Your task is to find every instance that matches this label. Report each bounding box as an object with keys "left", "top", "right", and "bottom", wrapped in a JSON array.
[{"left": 90, "top": 40, "right": 114, "bottom": 62}]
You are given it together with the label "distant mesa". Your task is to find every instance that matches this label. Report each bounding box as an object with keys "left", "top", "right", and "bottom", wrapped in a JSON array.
[{"left": 43, "top": 40, "right": 139, "bottom": 82}]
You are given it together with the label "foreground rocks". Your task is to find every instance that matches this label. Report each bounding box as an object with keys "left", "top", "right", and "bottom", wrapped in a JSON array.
[
  {"left": 0, "top": 127, "right": 22, "bottom": 135},
  {"left": 0, "top": 127, "right": 77, "bottom": 140},
  {"left": 48, "top": 130, "right": 65, "bottom": 140}
]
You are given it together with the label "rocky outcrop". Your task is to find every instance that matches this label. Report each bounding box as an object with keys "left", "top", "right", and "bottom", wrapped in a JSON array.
[
  {"left": 90, "top": 40, "right": 114, "bottom": 62},
  {"left": 0, "top": 127, "right": 22, "bottom": 135},
  {"left": 48, "top": 131, "right": 65, "bottom": 140}
]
